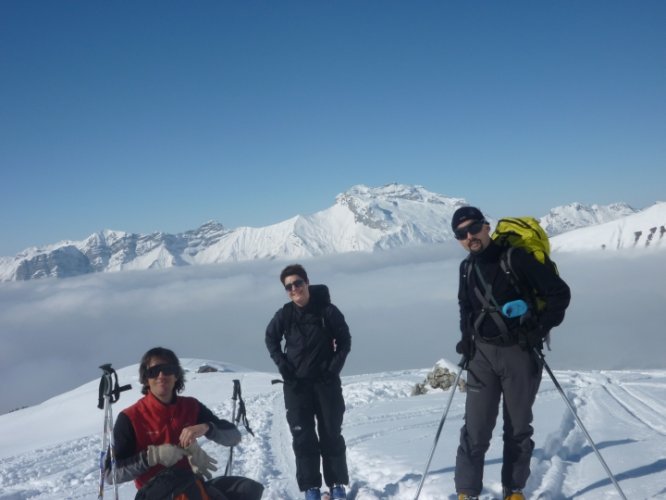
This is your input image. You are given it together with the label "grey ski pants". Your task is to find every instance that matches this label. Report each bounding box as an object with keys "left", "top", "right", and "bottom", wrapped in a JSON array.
[{"left": 454, "top": 341, "right": 542, "bottom": 496}]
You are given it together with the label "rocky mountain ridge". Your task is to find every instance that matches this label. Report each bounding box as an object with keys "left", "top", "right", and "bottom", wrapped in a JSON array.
[{"left": 0, "top": 184, "right": 659, "bottom": 281}]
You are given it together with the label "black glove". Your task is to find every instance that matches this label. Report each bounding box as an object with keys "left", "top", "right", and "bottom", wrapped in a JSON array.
[
  {"left": 277, "top": 357, "right": 296, "bottom": 381},
  {"left": 528, "top": 324, "right": 548, "bottom": 348},
  {"left": 518, "top": 324, "right": 547, "bottom": 349},
  {"left": 327, "top": 356, "right": 344, "bottom": 377},
  {"left": 455, "top": 335, "right": 474, "bottom": 361}
]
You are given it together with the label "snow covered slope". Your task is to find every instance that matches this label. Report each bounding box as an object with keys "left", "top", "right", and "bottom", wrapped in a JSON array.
[
  {"left": 551, "top": 201, "right": 666, "bottom": 252},
  {"left": 1, "top": 359, "right": 664, "bottom": 499}
]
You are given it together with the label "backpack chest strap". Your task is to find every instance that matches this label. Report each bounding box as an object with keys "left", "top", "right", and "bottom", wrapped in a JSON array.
[
  {"left": 468, "top": 261, "right": 514, "bottom": 343},
  {"left": 472, "top": 279, "right": 511, "bottom": 338}
]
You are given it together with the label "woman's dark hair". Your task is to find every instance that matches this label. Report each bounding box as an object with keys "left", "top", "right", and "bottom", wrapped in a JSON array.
[
  {"left": 280, "top": 264, "right": 309, "bottom": 285},
  {"left": 139, "top": 346, "right": 186, "bottom": 395}
]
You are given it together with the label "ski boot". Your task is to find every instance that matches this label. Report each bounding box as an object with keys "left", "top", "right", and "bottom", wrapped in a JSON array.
[
  {"left": 305, "top": 487, "right": 321, "bottom": 500},
  {"left": 502, "top": 487, "right": 525, "bottom": 500},
  {"left": 330, "top": 484, "right": 346, "bottom": 499},
  {"left": 457, "top": 495, "right": 479, "bottom": 500}
]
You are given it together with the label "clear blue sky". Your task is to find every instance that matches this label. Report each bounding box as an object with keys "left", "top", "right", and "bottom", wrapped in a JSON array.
[{"left": 1, "top": 1, "right": 664, "bottom": 256}]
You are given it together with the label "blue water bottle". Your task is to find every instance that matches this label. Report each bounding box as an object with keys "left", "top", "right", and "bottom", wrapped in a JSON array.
[{"left": 501, "top": 299, "right": 528, "bottom": 318}]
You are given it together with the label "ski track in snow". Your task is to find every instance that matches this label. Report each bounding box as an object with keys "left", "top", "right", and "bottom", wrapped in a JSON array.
[
  {"left": 248, "top": 383, "right": 300, "bottom": 499},
  {"left": 598, "top": 374, "right": 666, "bottom": 437},
  {"left": 529, "top": 394, "right": 584, "bottom": 499},
  {"left": 1, "top": 368, "right": 665, "bottom": 499},
  {"left": 0, "top": 434, "right": 127, "bottom": 499}
]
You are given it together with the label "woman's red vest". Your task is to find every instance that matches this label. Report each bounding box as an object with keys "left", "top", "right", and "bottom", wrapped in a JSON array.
[{"left": 122, "top": 392, "right": 200, "bottom": 489}]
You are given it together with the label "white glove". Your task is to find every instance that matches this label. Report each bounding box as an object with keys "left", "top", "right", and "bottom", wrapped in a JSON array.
[
  {"left": 146, "top": 444, "right": 188, "bottom": 467},
  {"left": 186, "top": 441, "right": 218, "bottom": 480}
]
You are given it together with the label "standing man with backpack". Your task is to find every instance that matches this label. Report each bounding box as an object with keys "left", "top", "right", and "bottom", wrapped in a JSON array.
[
  {"left": 265, "top": 264, "right": 352, "bottom": 500},
  {"left": 451, "top": 207, "right": 571, "bottom": 500}
]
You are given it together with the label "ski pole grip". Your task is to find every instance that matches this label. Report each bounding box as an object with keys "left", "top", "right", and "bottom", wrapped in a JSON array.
[
  {"left": 99, "top": 363, "right": 114, "bottom": 374},
  {"left": 97, "top": 376, "right": 110, "bottom": 409},
  {"left": 232, "top": 379, "right": 241, "bottom": 400}
]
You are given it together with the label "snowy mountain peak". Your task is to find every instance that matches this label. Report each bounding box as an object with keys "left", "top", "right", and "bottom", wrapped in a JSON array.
[
  {"left": 0, "top": 185, "right": 661, "bottom": 281},
  {"left": 335, "top": 183, "right": 465, "bottom": 231},
  {"left": 189, "top": 220, "right": 226, "bottom": 234},
  {"left": 339, "top": 183, "right": 462, "bottom": 205},
  {"left": 540, "top": 201, "right": 637, "bottom": 236}
]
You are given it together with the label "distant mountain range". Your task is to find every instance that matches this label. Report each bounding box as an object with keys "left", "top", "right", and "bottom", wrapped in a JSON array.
[
  {"left": 550, "top": 201, "right": 666, "bottom": 252},
  {"left": 539, "top": 202, "right": 637, "bottom": 236},
  {"left": 0, "top": 184, "right": 663, "bottom": 281}
]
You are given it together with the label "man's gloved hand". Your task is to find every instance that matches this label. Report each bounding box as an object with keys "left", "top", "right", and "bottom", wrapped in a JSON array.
[
  {"left": 517, "top": 324, "right": 547, "bottom": 349},
  {"left": 185, "top": 441, "right": 218, "bottom": 480},
  {"left": 278, "top": 356, "right": 296, "bottom": 381},
  {"left": 455, "top": 335, "right": 473, "bottom": 361},
  {"left": 146, "top": 444, "right": 187, "bottom": 467},
  {"left": 527, "top": 324, "right": 548, "bottom": 348}
]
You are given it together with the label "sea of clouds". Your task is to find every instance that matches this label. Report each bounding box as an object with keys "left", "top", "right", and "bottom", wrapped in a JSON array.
[{"left": 1, "top": 243, "right": 664, "bottom": 414}]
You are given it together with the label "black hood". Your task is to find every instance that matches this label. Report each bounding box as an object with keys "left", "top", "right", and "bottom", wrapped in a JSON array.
[{"left": 307, "top": 284, "right": 331, "bottom": 309}]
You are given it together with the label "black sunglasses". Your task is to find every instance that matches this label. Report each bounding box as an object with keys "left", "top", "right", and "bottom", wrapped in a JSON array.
[
  {"left": 284, "top": 279, "right": 305, "bottom": 292},
  {"left": 454, "top": 220, "right": 486, "bottom": 240},
  {"left": 146, "top": 363, "right": 178, "bottom": 379}
]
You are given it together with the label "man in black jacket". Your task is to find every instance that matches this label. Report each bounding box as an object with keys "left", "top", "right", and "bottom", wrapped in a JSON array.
[
  {"left": 451, "top": 207, "right": 571, "bottom": 500},
  {"left": 265, "top": 264, "right": 352, "bottom": 500}
]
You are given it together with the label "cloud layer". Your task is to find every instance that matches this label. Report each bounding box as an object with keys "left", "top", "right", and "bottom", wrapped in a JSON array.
[{"left": 1, "top": 243, "right": 664, "bottom": 414}]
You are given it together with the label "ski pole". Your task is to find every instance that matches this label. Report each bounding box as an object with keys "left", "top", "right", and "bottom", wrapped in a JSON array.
[
  {"left": 224, "top": 379, "right": 255, "bottom": 475},
  {"left": 534, "top": 348, "right": 627, "bottom": 500},
  {"left": 97, "top": 364, "right": 131, "bottom": 500},
  {"left": 414, "top": 357, "right": 466, "bottom": 500},
  {"left": 224, "top": 379, "right": 241, "bottom": 476}
]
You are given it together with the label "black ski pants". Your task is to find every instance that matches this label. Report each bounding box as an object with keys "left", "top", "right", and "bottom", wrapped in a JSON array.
[
  {"left": 455, "top": 341, "right": 542, "bottom": 496},
  {"left": 283, "top": 377, "right": 349, "bottom": 491}
]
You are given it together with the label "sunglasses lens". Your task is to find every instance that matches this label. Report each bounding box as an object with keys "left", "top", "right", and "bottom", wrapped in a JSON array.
[
  {"left": 284, "top": 279, "right": 305, "bottom": 292},
  {"left": 469, "top": 220, "right": 484, "bottom": 234},
  {"left": 454, "top": 220, "right": 484, "bottom": 240},
  {"left": 147, "top": 364, "right": 177, "bottom": 378}
]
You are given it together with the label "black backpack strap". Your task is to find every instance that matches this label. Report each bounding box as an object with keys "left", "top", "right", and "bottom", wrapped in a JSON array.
[
  {"left": 281, "top": 301, "right": 294, "bottom": 336},
  {"left": 500, "top": 247, "right": 538, "bottom": 319},
  {"left": 499, "top": 247, "right": 522, "bottom": 295},
  {"left": 309, "top": 284, "right": 331, "bottom": 332},
  {"left": 470, "top": 262, "right": 511, "bottom": 338}
]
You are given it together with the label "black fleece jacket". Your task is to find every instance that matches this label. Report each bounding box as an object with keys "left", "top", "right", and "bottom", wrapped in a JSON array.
[
  {"left": 458, "top": 241, "right": 571, "bottom": 341},
  {"left": 265, "top": 285, "right": 351, "bottom": 380}
]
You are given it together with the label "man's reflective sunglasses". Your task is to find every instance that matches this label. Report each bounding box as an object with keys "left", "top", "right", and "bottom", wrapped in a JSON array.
[
  {"left": 146, "top": 363, "right": 178, "bottom": 379},
  {"left": 284, "top": 279, "right": 306, "bottom": 292},
  {"left": 454, "top": 220, "right": 486, "bottom": 240}
]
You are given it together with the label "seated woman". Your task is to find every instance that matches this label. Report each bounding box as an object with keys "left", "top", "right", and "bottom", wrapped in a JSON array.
[{"left": 105, "top": 346, "right": 263, "bottom": 500}]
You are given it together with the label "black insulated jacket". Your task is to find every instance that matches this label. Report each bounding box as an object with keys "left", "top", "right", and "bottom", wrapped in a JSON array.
[
  {"left": 265, "top": 284, "right": 351, "bottom": 380},
  {"left": 459, "top": 241, "right": 571, "bottom": 342}
]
